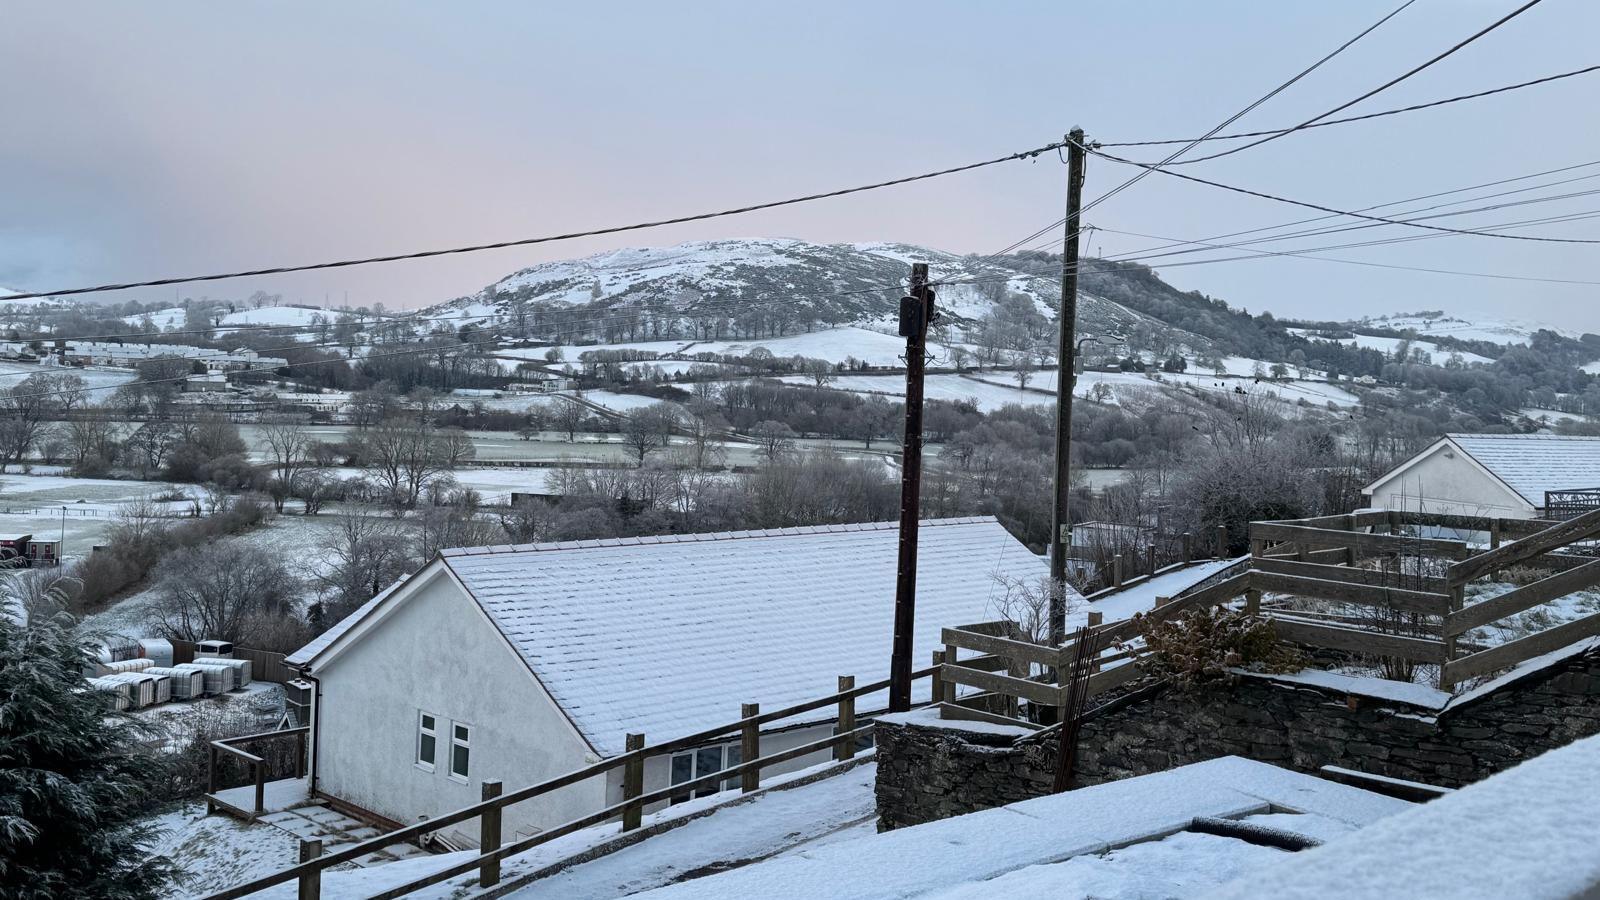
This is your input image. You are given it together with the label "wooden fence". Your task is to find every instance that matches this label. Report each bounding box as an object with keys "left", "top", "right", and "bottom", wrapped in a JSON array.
[
  {"left": 203, "top": 664, "right": 946, "bottom": 900},
  {"left": 1246, "top": 507, "right": 1600, "bottom": 691},
  {"left": 171, "top": 640, "right": 295, "bottom": 685}
]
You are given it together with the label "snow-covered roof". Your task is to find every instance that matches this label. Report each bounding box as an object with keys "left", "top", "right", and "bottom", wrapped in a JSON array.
[
  {"left": 298, "top": 517, "right": 1051, "bottom": 755},
  {"left": 1446, "top": 433, "right": 1600, "bottom": 507},
  {"left": 1202, "top": 733, "right": 1600, "bottom": 900},
  {"left": 630, "top": 755, "right": 1408, "bottom": 900}
]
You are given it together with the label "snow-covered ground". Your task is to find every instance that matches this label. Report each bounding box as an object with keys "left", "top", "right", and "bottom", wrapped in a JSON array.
[
  {"left": 192, "top": 758, "right": 878, "bottom": 900},
  {"left": 0, "top": 358, "right": 138, "bottom": 393},
  {"left": 1360, "top": 313, "right": 1580, "bottom": 344},
  {"left": 0, "top": 472, "right": 201, "bottom": 562},
  {"left": 775, "top": 373, "right": 1053, "bottom": 412},
  {"left": 966, "top": 367, "right": 1361, "bottom": 409},
  {"left": 1288, "top": 328, "right": 1495, "bottom": 366},
  {"left": 628, "top": 754, "right": 1405, "bottom": 900},
  {"left": 1520, "top": 407, "right": 1591, "bottom": 426}
]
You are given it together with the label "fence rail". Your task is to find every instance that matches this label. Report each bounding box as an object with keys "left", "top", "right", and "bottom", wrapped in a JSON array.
[
  {"left": 1247, "top": 506, "right": 1600, "bottom": 690},
  {"left": 204, "top": 664, "right": 939, "bottom": 900}
]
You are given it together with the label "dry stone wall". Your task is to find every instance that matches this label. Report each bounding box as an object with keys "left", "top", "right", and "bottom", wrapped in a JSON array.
[{"left": 875, "top": 648, "right": 1600, "bottom": 829}]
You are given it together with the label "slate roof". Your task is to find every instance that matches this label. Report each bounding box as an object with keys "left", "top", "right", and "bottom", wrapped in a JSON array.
[
  {"left": 319, "top": 517, "right": 1050, "bottom": 756},
  {"left": 1446, "top": 434, "right": 1600, "bottom": 507}
]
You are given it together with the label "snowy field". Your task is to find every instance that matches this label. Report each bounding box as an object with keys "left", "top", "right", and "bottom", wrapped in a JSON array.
[
  {"left": 1361, "top": 313, "right": 1580, "bottom": 344},
  {"left": 1288, "top": 328, "right": 1495, "bottom": 366},
  {"left": 775, "top": 373, "right": 1052, "bottom": 412},
  {"left": 964, "top": 367, "right": 1361, "bottom": 409},
  {"left": 497, "top": 326, "right": 975, "bottom": 370},
  {"left": 0, "top": 359, "right": 138, "bottom": 392},
  {"left": 0, "top": 472, "right": 201, "bottom": 561}
]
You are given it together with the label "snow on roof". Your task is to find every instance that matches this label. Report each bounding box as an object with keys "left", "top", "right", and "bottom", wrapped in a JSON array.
[
  {"left": 1446, "top": 433, "right": 1600, "bottom": 506},
  {"left": 1201, "top": 734, "right": 1600, "bottom": 900},
  {"left": 629, "top": 755, "right": 1408, "bottom": 900},
  {"left": 435, "top": 517, "right": 1050, "bottom": 755}
]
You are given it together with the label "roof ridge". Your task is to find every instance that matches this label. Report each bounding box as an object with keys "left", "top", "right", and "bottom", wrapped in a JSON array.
[{"left": 436, "top": 515, "right": 1000, "bottom": 558}]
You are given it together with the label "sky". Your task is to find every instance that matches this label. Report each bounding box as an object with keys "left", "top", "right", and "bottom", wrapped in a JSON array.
[{"left": 2, "top": 1, "right": 1597, "bottom": 331}]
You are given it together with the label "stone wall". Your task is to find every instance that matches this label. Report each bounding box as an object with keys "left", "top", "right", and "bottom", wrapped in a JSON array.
[{"left": 875, "top": 647, "right": 1600, "bottom": 830}]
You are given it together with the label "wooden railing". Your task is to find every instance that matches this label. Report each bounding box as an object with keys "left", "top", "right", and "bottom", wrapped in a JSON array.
[
  {"left": 207, "top": 726, "right": 308, "bottom": 818},
  {"left": 938, "top": 558, "right": 1256, "bottom": 716},
  {"left": 204, "top": 665, "right": 940, "bottom": 900},
  {"left": 1246, "top": 507, "right": 1600, "bottom": 690}
]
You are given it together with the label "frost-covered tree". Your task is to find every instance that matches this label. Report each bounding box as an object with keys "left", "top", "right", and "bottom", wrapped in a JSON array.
[{"left": 0, "top": 594, "right": 175, "bottom": 899}]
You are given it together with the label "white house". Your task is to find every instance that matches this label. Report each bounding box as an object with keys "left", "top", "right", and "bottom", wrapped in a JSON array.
[
  {"left": 286, "top": 516, "right": 1056, "bottom": 847},
  {"left": 1364, "top": 433, "right": 1600, "bottom": 519}
]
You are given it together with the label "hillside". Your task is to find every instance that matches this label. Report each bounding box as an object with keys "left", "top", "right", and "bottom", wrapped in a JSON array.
[{"left": 434, "top": 238, "right": 1211, "bottom": 354}]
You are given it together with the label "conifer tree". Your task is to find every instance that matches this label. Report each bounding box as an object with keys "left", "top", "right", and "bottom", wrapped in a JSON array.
[{"left": 0, "top": 586, "right": 175, "bottom": 899}]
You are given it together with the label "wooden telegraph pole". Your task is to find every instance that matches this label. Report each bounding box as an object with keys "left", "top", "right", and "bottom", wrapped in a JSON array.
[
  {"left": 1049, "top": 128, "right": 1088, "bottom": 646},
  {"left": 889, "top": 262, "right": 934, "bottom": 712}
]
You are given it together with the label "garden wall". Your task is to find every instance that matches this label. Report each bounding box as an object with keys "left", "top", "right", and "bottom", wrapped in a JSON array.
[{"left": 875, "top": 645, "right": 1600, "bottom": 829}]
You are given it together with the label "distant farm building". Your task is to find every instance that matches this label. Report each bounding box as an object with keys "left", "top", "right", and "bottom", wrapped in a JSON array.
[{"left": 1365, "top": 433, "right": 1600, "bottom": 520}]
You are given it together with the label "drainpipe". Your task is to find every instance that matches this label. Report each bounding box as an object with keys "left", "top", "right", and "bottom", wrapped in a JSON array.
[{"left": 304, "top": 670, "right": 323, "bottom": 796}]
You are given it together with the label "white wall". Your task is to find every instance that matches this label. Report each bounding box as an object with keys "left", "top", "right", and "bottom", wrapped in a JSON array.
[
  {"left": 603, "top": 721, "right": 848, "bottom": 814},
  {"left": 1368, "top": 445, "right": 1534, "bottom": 519},
  {"left": 312, "top": 568, "right": 603, "bottom": 846}
]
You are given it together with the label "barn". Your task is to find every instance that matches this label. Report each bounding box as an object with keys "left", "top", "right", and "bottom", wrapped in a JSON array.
[
  {"left": 1364, "top": 433, "right": 1600, "bottom": 520},
  {"left": 286, "top": 516, "right": 1055, "bottom": 847}
]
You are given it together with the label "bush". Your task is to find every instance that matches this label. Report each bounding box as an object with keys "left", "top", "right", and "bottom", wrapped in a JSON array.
[{"left": 1136, "top": 607, "right": 1302, "bottom": 689}]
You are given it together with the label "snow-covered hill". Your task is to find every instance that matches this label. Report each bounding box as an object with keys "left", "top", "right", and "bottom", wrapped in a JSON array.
[
  {"left": 1360, "top": 313, "right": 1581, "bottom": 345},
  {"left": 435, "top": 237, "right": 1200, "bottom": 350}
]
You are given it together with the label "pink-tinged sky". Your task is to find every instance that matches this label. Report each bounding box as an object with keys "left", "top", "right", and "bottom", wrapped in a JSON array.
[{"left": 2, "top": 1, "right": 1597, "bottom": 330}]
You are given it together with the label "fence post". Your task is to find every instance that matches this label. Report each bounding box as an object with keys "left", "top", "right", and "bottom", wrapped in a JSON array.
[
  {"left": 297, "top": 839, "right": 322, "bottom": 900},
  {"left": 622, "top": 733, "right": 644, "bottom": 831},
  {"left": 479, "top": 780, "right": 502, "bottom": 887},
  {"left": 1245, "top": 588, "right": 1262, "bottom": 616},
  {"left": 741, "top": 703, "right": 760, "bottom": 792},
  {"left": 1145, "top": 544, "right": 1157, "bottom": 576},
  {"left": 1086, "top": 610, "right": 1103, "bottom": 629},
  {"left": 254, "top": 760, "right": 265, "bottom": 814},
  {"left": 930, "top": 652, "right": 944, "bottom": 707},
  {"left": 1112, "top": 556, "right": 1125, "bottom": 588},
  {"left": 1181, "top": 532, "right": 1192, "bottom": 564},
  {"left": 836, "top": 676, "right": 857, "bottom": 762},
  {"left": 1215, "top": 525, "right": 1229, "bottom": 558},
  {"left": 1490, "top": 520, "right": 1502, "bottom": 550},
  {"left": 207, "top": 743, "right": 218, "bottom": 802}
]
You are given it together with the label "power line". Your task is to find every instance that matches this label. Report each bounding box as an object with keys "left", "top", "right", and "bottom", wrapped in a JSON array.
[
  {"left": 1148, "top": 0, "right": 1548, "bottom": 165},
  {"left": 0, "top": 139, "right": 1067, "bottom": 303},
  {"left": 1079, "top": 0, "right": 1418, "bottom": 216},
  {"left": 1100, "top": 64, "right": 1600, "bottom": 148},
  {"left": 1088, "top": 158, "right": 1600, "bottom": 265},
  {"left": 1084, "top": 144, "right": 1600, "bottom": 244}
]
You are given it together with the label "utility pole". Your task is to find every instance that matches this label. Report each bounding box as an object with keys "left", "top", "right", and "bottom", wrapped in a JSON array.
[
  {"left": 889, "top": 262, "right": 934, "bottom": 712},
  {"left": 1049, "top": 128, "right": 1088, "bottom": 646}
]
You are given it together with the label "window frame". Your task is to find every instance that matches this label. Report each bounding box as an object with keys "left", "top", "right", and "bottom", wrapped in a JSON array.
[
  {"left": 416, "top": 711, "right": 438, "bottom": 773},
  {"left": 448, "top": 721, "right": 472, "bottom": 783}
]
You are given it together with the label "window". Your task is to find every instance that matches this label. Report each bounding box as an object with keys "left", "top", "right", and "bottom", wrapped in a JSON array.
[
  {"left": 669, "top": 743, "right": 739, "bottom": 804},
  {"left": 449, "top": 723, "right": 471, "bottom": 781},
  {"left": 416, "top": 712, "right": 437, "bottom": 771}
]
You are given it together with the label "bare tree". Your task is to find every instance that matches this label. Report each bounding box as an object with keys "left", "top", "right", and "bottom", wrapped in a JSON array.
[
  {"left": 312, "top": 507, "right": 409, "bottom": 628},
  {"left": 152, "top": 543, "right": 297, "bottom": 643},
  {"left": 356, "top": 414, "right": 449, "bottom": 508},
  {"left": 552, "top": 399, "right": 586, "bottom": 442},
  {"left": 259, "top": 418, "right": 310, "bottom": 495},
  {"left": 750, "top": 420, "right": 797, "bottom": 462}
]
